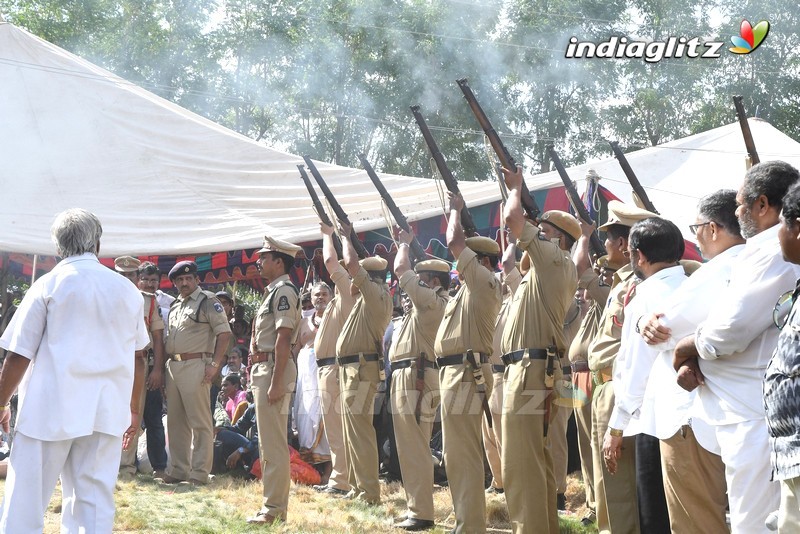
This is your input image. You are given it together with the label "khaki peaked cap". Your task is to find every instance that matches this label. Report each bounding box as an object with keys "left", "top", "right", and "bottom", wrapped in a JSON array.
[
  {"left": 114, "top": 256, "right": 141, "bottom": 273},
  {"left": 414, "top": 259, "right": 451, "bottom": 274},
  {"left": 465, "top": 236, "right": 500, "bottom": 256},
  {"left": 256, "top": 236, "right": 302, "bottom": 257},
  {"left": 599, "top": 200, "right": 657, "bottom": 230},
  {"left": 540, "top": 210, "right": 581, "bottom": 241}
]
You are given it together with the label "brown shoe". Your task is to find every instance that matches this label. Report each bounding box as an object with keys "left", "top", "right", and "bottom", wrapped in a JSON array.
[
  {"left": 246, "top": 512, "right": 283, "bottom": 525},
  {"left": 152, "top": 470, "right": 167, "bottom": 479},
  {"left": 156, "top": 474, "right": 184, "bottom": 484}
]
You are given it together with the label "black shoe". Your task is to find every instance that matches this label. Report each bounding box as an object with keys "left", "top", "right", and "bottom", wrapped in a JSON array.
[
  {"left": 321, "top": 486, "right": 348, "bottom": 496},
  {"left": 485, "top": 486, "right": 504, "bottom": 495},
  {"left": 581, "top": 517, "right": 595, "bottom": 526},
  {"left": 556, "top": 493, "right": 566, "bottom": 511},
  {"left": 396, "top": 518, "right": 435, "bottom": 531}
]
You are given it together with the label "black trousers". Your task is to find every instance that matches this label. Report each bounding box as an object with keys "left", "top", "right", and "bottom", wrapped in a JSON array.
[{"left": 635, "top": 433, "right": 670, "bottom": 534}]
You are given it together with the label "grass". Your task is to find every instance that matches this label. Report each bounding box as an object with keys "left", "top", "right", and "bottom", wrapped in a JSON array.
[{"left": 0, "top": 474, "right": 598, "bottom": 533}]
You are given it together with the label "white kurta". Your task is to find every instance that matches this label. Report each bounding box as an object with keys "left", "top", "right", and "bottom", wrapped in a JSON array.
[{"left": 294, "top": 347, "right": 330, "bottom": 457}]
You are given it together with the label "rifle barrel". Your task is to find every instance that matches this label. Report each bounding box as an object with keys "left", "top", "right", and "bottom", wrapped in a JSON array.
[
  {"left": 733, "top": 95, "right": 760, "bottom": 165},
  {"left": 297, "top": 165, "right": 343, "bottom": 257},
  {"left": 608, "top": 142, "right": 659, "bottom": 214}
]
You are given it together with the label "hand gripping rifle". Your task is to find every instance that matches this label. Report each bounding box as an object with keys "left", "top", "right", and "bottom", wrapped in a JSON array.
[
  {"left": 302, "top": 155, "right": 369, "bottom": 259},
  {"left": 409, "top": 105, "right": 478, "bottom": 237},
  {"left": 298, "top": 165, "right": 343, "bottom": 258},
  {"left": 456, "top": 78, "right": 541, "bottom": 221},
  {"left": 733, "top": 95, "right": 760, "bottom": 167},
  {"left": 608, "top": 141, "right": 659, "bottom": 214},
  {"left": 358, "top": 153, "right": 429, "bottom": 262},
  {"left": 546, "top": 145, "right": 606, "bottom": 257}
]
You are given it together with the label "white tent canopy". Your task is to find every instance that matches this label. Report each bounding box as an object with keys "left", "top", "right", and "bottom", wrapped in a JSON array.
[
  {"left": 0, "top": 22, "right": 502, "bottom": 257},
  {"left": 525, "top": 119, "right": 800, "bottom": 238}
]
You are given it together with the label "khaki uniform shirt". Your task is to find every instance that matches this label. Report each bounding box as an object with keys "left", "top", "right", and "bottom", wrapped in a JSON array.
[
  {"left": 389, "top": 271, "right": 449, "bottom": 363},
  {"left": 336, "top": 266, "right": 393, "bottom": 356},
  {"left": 165, "top": 286, "right": 231, "bottom": 355},
  {"left": 314, "top": 263, "right": 356, "bottom": 358},
  {"left": 567, "top": 269, "right": 610, "bottom": 364},
  {"left": 434, "top": 248, "right": 502, "bottom": 356},
  {"left": 252, "top": 274, "right": 301, "bottom": 351},
  {"left": 141, "top": 291, "right": 165, "bottom": 350},
  {"left": 501, "top": 222, "right": 578, "bottom": 354},
  {"left": 588, "top": 263, "right": 637, "bottom": 372},
  {"left": 490, "top": 268, "right": 523, "bottom": 365}
]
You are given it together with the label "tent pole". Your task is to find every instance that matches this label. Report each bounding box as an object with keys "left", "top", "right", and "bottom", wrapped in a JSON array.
[
  {"left": 31, "top": 254, "right": 38, "bottom": 284},
  {"left": 0, "top": 252, "right": 9, "bottom": 357}
]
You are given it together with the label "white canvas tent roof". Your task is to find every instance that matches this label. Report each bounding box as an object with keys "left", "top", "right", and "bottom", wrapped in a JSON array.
[
  {"left": 0, "top": 22, "right": 502, "bottom": 257},
  {"left": 525, "top": 118, "right": 800, "bottom": 238}
]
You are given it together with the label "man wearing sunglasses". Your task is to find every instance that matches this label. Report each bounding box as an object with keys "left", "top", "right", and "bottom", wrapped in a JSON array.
[{"left": 671, "top": 161, "right": 800, "bottom": 533}]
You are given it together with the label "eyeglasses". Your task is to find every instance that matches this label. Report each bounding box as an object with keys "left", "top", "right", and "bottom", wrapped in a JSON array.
[
  {"left": 688, "top": 222, "right": 711, "bottom": 235},
  {"left": 773, "top": 290, "right": 795, "bottom": 329}
]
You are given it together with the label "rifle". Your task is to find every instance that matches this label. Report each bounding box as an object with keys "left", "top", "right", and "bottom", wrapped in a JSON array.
[
  {"left": 302, "top": 155, "right": 369, "bottom": 259},
  {"left": 455, "top": 78, "right": 541, "bottom": 221},
  {"left": 297, "top": 165, "right": 343, "bottom": 258},
  {"left": 466, "top": 350, "right": 492, "bottom": 429},
  {"left": 546, "top": 145, "right": 606, "bottom": 257},
  {"left": 415, "top": 353, "right": 427, "bottom": 425},
  {"left": 733, "top": 95, "right": 760, "bottom": 167},
  {"left": 608, "top": 142, "right": 659, "bottom": 214},
  {"left": 358, "top": 153, "right": 429, "bottom": 262},
  {"left": 409, "top": 105, "right": 478, "bottom": 236}
]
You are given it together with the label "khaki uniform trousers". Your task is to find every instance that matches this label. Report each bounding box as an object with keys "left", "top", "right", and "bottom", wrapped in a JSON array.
[
  {"left": 661, "top": 425, "right": 727, "bottom": 534},
  {"left": 572, "top": 369, "right": 596, "bottom": 515},
  {"left": 165, "top": 358, "right": 213, "bottom": 481},
  {"left": 482, "top": 370, "right": 504, "bottom": 490},
  {"left": 339, "top": 357, "right": 381, "bottom": 504},
  {"left": 440, "top": 362, "right": 492, "bottom": 533},
  {"left": 591, "top": 381, "right": 639, "bottom": 534},
  {"left": 318, "top": 363, "right": 349, "bottom": 491},
  {"left": 251, "top": 358, "right": 296, "bottom": 519},
  {"left": 550, "top": 371, "right": 572, "bottom": 495},
  {"left": 390, "top": 363, "right": 441, "bottom": 521},
  {"left": 120, "top": 364, "right": 148, "bottom": 476},
  {"left": 502, "top": 357, "right": 560, "bottom": 534},
  {"left": 779, "top": 477, "right": 800, "bottom": 532}
]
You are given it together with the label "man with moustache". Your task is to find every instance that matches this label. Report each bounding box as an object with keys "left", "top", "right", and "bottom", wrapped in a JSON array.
[
  {"left": 159, "top": 261, "right": 231, "bottom": 485},
  {"left": 390, "top": 228, "right": 450, "bottom": 531},
  {"left": 312, "top": 222, "right": 356, "bottom": 495},
  {"left": 246, "top": 236, "right": 303, "bottom": 525},
  {"left": 434, "top": 191, "right": 502, "bottom": 533},
  {"left": 672, "top": 161, "right": 800, "bottom": 533}
]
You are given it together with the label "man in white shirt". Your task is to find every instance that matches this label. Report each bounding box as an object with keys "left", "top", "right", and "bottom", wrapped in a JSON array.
[
  {"left": 636, "top": 190, "right": 744, "bottom": 533},
  {"left": 0, "top": 208, "right": 149, "bottom": 533},
  {"left": 673, "top": 161, "right": 800, "bottom": 533},
  {"left": 602, "top": 216, "right": 686, "bottom": 534}
]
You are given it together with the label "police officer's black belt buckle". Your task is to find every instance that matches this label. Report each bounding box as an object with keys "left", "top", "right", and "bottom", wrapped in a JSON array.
[
  {"left": 337, "top": 353, "right": 380, "bottom": 365},
  {"left": 501, "top": 348, "right": 548, "bottom": 366}
]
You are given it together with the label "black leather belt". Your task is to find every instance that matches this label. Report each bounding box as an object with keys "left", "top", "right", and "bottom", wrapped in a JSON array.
[
  {"left": 337, "top": 353, "right": 380, "bottom": 365},
  {"left": 317, "top": 357, "right": 337, "bottom": 367},
  {"left": 436, "top": 352, "right": 489, "bottom": 367},
  {"left": 491, "top": 364, "right": 505, "bottom": 373},
  {"left": 571, "top": 361, "right": 590, "bottom": 373},
  {"left": 390, "top": 358, "right": 438, "bottom": 372},
  {"left": 501, "top": 348, "right": 548, "bottom": 366}
]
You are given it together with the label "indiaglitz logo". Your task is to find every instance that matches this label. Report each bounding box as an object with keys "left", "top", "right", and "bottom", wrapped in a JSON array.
[
  {"left": 729, "top": 19, "right": 770, "bottom": 54},
  {"left": 565, "top": 18, "right": 771, "bottom": 63}
]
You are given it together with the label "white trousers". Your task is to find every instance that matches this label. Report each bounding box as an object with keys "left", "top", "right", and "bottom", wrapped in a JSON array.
[
  {"left": 0, "top": 431, "right": 122, "bottom": 534},
  {"left": 709, "top": 418, "right": 780, "bottom": 534}
]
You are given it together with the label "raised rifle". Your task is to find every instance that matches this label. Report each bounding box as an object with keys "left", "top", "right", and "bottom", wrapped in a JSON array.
[
  {"left": 608, "top": 141, "right": 659, "bottom": 214},
  {"left": 302, "top": 155, "right": 369, "bottom": 259},
  {"left": 456, "top": 78, "right": 541, "bottom": 221},
  {"left": 546, "top": 145, "right": 606, "bottom": 257},
  {"left": 358, "top": 153, "right": 429, "bottom": 262},
  {"left": 733, "top": 95, "right": 760, "bottom": 167},
  {"left": 298, "top": 165, "right": 343, "bottom": 258},
  {"left": 466, "top": 349, "right": 493, "bottom": 429},
  {"left": 409, "top": 105, "right": 478, "bottom": 236}
]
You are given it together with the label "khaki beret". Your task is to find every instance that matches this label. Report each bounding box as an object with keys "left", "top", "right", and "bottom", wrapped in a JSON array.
[
  {"left": 595, "top": 255, "right": 611, "bottom": 269},
  {"left": 169, "top": 260, "right": 197, "bottom": 280},
  {"left": 256, "top": 236, "right": 302, "bottom": 257},
  {"left": 360, "top": 256, "right": 388, "bottom": 271},
  {"left": 414, "top": 259, "right": 451, "bottom": 274},
  {"left": 680, "top": 259, "right": 702, "bottom": 276},
  {"left": 114, "top": 255, "right": 141, "bottom": 273},
  {"left": 599, "top": 200, "right": 657, "bottom": 231},
  {"left": 465, "top": 236, "right": 500, "bottom": 256},
  {"left": 540, "top": 210, "right": 581, "bottom": 242}
]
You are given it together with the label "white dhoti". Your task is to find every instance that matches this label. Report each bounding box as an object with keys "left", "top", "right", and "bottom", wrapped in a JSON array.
[
  {"left": 0, "top": 430, "right": 123, "bottom": 534},
  {"left": 294, "top": 347, "right": 330, "bottom": 462}
]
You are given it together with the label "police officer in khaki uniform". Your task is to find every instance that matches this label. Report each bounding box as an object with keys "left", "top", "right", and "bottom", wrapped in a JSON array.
[
  {"left": 434, "top": 192, "right": 502, "bottom": 534},
  {"left": 116, "top": 256, "right": 163, "bottom": 480},
  {"left": 336, "top": 220, "right": 393, "bottom": 505},
  {"left": 160, "top": 261, "right": 231, "bottom": 485},
  {"left": 499, "top": 165, "right": 579, "bottom": 534},
  {"left": 246, "top": 236, "right": 303, "bottom": 525},
  {"left": 390, "top": 228, "right": 450, "bottom": 531},
  {"left": 312, "top": 222, "right": 356, "bottom": 495},
  {"left": 588, "top": 201, "right": 655, "bottom": 534},
  {"left": 484, "top": 240, "right": 522, "bottom": 495}
]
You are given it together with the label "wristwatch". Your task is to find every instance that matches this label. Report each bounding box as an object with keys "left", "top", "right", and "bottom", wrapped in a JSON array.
[{"left": 210, "top": 361, "right": 220, "bottom": 368}]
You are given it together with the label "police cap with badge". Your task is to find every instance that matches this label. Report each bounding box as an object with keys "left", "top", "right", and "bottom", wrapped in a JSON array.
[
  {"left": 258, "top": 236, "right": 302, "bottom": 312},
  {"left": 599, "top": 200, "right": 657, "bottom": 230},
  {"left": 465, "top": 236, "right": 501, "bottom": 258},
  {"left": 114, "top": 255, "right": 141, "bottom": 273}
]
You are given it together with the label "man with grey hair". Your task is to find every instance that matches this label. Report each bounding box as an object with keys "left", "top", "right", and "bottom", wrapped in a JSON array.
[{"left": 0, "top": 208, "right": 149, "bottom": 532}]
